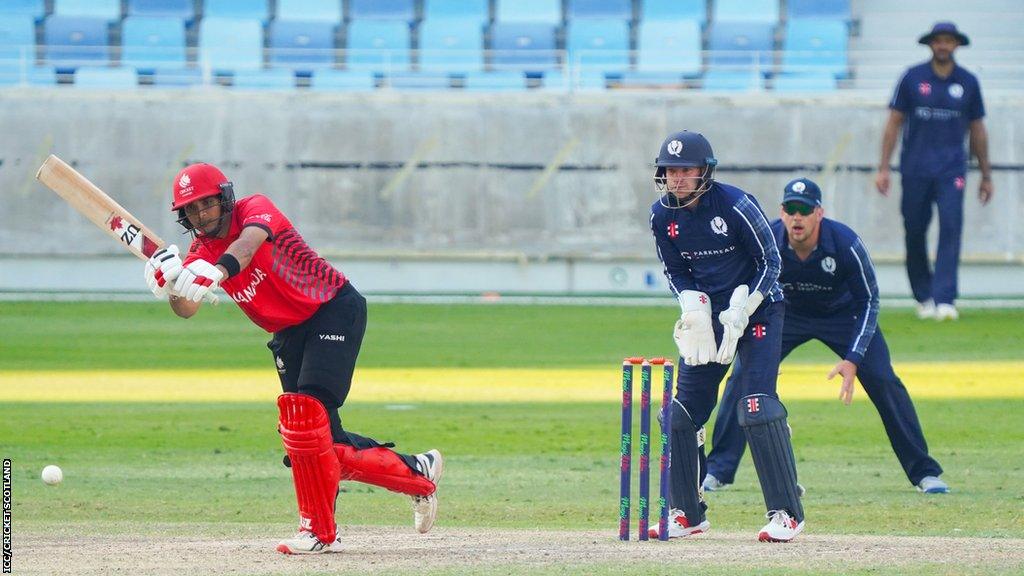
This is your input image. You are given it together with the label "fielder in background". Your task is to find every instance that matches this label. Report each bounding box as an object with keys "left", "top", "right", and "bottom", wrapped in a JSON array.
[
  {"left": 648, "top": 131, "right": 804, "bottom": 542},
  {"left": 143, "top": 163, "right": 443, "bottom": 554},
  {"left": 704, "top": 178, "right": 949, "bottom": 496},
  {"left": 874, "top": 22, "right": 992, "bottom": 322}
]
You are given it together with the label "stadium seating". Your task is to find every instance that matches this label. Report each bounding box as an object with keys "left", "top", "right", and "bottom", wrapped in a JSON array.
[
  {"left": 418, "top": 19, "right": 484, "bottom": 73},
  {"left": 269, "top": 20, "right": 337, "bottom": 70},
  {"left": 388, "top": 71, "right": 452, "bottom": 90},
  {"left": 702, "top": 69, "right": 763, "bottom": 91},
  {"left": 349, "top": 0, "right": 416, "bottom": 22},
  {"left": 152, "top": 66, "right": 203, "bottom": 86},
  {"left": 199, "top": 17, "right": 264, "bottom": 72},
  {"left": 781, "top": 19, "right": 848, "bottom": 78},
  {"left": 462, "top": 70, "right": 526, "bottom": 90},
  {"left": 542, "top": 69, "right": 608, "bottom": 90},
  {"left": 0, "top": 1, "right": 46, "bottom": 20},
  {"left": 232, "top": 68, "right": 295, "bottom": 89},
  {"left": 127, "top": 0, "right": 195, "bottom": 20},
  {"left": 0, "top": 64, "right": 57, "bottom": 85},
  {"left": 74, "top": 66, "right": 138, "bottom": 88},
  {"left": 491, "top": 23, "right": 558, "bottom": 71},
  {"left": 203, "top": 0, "right": 268, "bottom": 22},
  {"left": 772, "top": 72, "right": 837, "bottom": 92},
  {"left": 54, "top": 0, "right": 121, "bottom": 21},
  {"left": 640, "top": 0, "right": 704, "bottom": 23},
  {"left": 495, "top": 0, "right": 562, "bottom": 25},
  {"left": 0, "top": 15, "right": 35, "bottom": 63},
  {"left": 44, "top": 16, "right": 111, "bottom": 67},
  {"left": 566, "top": 20, "right": 629, "bottom": 73},
  {"left": 276, "top": 0, "right": 342, "bottom": 23},
  {"left": 707, "top": 21, "right": 774, "bottom": 70},
  {"left": 786, "top": 0, "right": 850, "bottom": 21},
  {"left": 713, "top": 0, "right": 779, "bottom": 24},
  {"left": 121, "top": 16, "right": 187, "bottom": 70},
  {"left": 567, "top": 0, "right": 632, "bottom": 21},
  {"left": 310, "top": 69, "right": 376, "bottom": 90},
  {"left": 345, "top": 20, "right": 411, "bottom": 72},
  {"left": 422, "top": 0, "right": 490, "bottom": 24},
  {"left": 631, "top": 19, "right": 701, "bottom": 79}
]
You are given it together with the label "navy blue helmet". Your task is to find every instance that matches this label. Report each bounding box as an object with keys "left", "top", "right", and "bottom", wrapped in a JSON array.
[{"left": 654, "top": 131, "right": 717, "bottom": 208}]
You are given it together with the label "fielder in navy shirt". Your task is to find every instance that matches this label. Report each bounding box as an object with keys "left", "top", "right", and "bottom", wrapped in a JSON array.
[
  {"left": 875, "top": 22, "right": 993, "bottom": 321},
  {"left": 648, "top": 131, "right": 804, "bottom": 543},
  {"left": 704, "top": 178, "right": 949, "bottom": 496}
]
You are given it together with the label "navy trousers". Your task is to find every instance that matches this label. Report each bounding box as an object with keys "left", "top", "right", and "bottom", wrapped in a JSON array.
[
  {"left": 900, "top": 173, "right": 965, "bottom": 305},
  {"left": 706, "top": 312, "right": 943, "bottom": 486}
]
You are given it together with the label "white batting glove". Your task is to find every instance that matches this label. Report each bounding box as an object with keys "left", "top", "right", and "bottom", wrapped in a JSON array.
[
  {"left": 715, "top": 285, "right": 764, "bottom": 365},
  {"left": 674, "top": 290, "right": 717, "bottom": 366},
  {"left": 173, "top": 259, "right": 224, "bottom": 303},
  {"left": 144, "top": 245, "right": 183, "bottom": 299}
]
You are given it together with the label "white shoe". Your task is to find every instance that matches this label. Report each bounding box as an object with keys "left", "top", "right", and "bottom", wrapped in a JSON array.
[
  {"left": 916, "top": 299, "right": 936, "bottom": 320},
  {"left": 758, "top": 510, "right": 804, "bottom": 542},
  {"left": 702, "top": 474, "right": 730, "bottom": 492},
  {"left": 917, "top": 476, "right": 949, "bottom": 494},
  {"left": 412, "top": 449, "right": 444, "bottom": 534},
  {"left": 276, "top": 530, "right": 343, "bottom": 555},
  {"left": 934, "top": 304, "right": 959, "bottom": 321},
  {"left": 647, "top": 509, "right": 709, "bottom": 539}
]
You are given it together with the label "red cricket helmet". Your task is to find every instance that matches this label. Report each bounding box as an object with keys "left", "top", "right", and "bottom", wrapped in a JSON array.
[{"left": 171, "top": 163, "right": 232, "bottom": 210}]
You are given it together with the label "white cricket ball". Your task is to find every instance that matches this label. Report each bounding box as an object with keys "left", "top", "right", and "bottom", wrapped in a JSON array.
[{"left": 41, "top": 465, "right": 63, "bottom": 486}]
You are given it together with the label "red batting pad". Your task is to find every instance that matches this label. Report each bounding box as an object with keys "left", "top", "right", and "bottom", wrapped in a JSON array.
[
  {"left": 278, "top": 393, "right": 341, "bottom": 544},
  {"left": 334, "top": 443, "right": 435, "bottom": 496}
]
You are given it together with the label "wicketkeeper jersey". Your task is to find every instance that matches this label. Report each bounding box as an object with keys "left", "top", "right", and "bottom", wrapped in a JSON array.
[{"left": 185, "top": 194, "right": 347, "bottom": 333}]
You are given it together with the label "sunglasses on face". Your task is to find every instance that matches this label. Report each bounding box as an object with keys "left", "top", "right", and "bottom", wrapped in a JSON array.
[{"left": 782, "top": 201, "right": 815, "bottom": 216}]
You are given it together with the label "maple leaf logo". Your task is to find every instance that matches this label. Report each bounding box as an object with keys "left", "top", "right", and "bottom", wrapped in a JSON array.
[{"left": 109, "top": 215, "right": 124, "bottom": 232}]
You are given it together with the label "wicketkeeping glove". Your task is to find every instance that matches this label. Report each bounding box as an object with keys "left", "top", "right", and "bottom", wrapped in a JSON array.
[
  {"left": 144, "top": 245, "right": 183, "bottom": 299},
  {"left": 715, "top": 285, "right": 764, "bottom": 365},
  {"left": 674, "top": 290, "right": 718, "bottom": 366},
  {"left": 173, "top": 259, "right": 224, "bottom": 303}
]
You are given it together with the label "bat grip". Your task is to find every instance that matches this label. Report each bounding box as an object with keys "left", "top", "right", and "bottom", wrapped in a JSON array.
[{"left": 203, "top": 291, "right": 220, "bottom": 306}]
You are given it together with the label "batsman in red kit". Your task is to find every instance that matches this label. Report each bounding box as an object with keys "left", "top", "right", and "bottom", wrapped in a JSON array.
[{"left": 143, "top": 163, "right": 444, "bottom": 554}]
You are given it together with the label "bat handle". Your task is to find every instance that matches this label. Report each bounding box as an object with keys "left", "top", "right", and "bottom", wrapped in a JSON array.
[{"left": 203, "top": 291, "right": 220, "bottom": 306}]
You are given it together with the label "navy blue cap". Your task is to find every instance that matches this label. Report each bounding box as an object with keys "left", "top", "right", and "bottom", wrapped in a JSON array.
[
  {"left": 782, "top": 178, "right": 822, "bottom": 207},
  {"left": 918, "top": 22, "right": 969, "bottom": 46}
]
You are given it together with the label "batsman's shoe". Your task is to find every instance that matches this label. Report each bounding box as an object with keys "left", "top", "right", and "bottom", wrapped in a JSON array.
[
  {"left": 934, "top": 304, "right": 959, "bottom": 321},
  {"left": 647, "top": 509, "right": 709, "bottom": 539},
  {"left": 702, "top": 474, "right": 730, "bottom": 492},
  {"left": 917, "top": 476, "right": 950, "bottom": 494},
  {"left": 276, "top": 530, "right": 343, "bottom": 555},
  {"left": 916, "top": 299, "right": 936, "bottom": 320},
  {"left": 412, "top": 449, "right": 444, "bottom": 534},
  {"left": 758, "top": 510, "right": 804, "bottom": 543}
]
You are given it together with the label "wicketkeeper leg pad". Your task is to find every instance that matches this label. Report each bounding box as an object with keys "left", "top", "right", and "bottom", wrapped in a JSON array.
[
  {"left": 278, "top": 393, "right": 342, "bottom": 544},
  {"left": 669, "top": 400, "right": 707, "bottom": 525},
  {"left": 737, "top": 394, "right": 804, "bottom": 522},
  {"left": 334, "top": 443, "right": 436, "bottom": 497}
]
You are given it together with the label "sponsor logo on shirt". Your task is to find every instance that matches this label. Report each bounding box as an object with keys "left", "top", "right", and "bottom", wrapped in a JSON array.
[
  {"left": 228, "top": 267, "right": 268, "bottom": 303},
  {"left": 821, "top": 256, "right": 837, "bottom": 275},
  {"left": 781, "top": 281, "right": 832, "bottom": 293},
  {"left": 318, "top": 334, "right": 346, "bottom": 342},
  {"left": 679, "top": 245, "right": 737, "bottom": 260},
  {"left": 246, "top": 213, "right": 273, "bottom": 223},
  {"left": 914, "top": 106, "right": 962, "bottom": 121},
  {"left": 710, "top": 216, "right": 728, "bottom": 236}
]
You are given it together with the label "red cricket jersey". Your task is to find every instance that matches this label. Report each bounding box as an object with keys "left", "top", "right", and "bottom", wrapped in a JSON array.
[{"left": 183, "top": 194, "right": 347, "bottom": 332}]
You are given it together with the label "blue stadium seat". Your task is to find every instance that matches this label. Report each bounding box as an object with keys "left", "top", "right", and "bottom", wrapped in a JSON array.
[
  {"left": 702, "top": 69, "right": 763, "bottom": 91},
  {"left": 122, "top": 16, "right": 187, "bottom": 70},
  {"left": 127, "top": 0, "right": 195, "bottom": 19},
  {"left": 199, "top": 18, "right": 264, "bottom": 72},
  {"left": 491, "top": 23, "right": 558, "bottom": 71},
  {"left": 0, "top": 1, "right": 46, "bottom": 20},
  {"left": 542, "top": 69, "right": 608, "bottom": 91},
  {"left": 714, "top": 0, "right": 778, "bottom": 24},
  {"left": 418, "top": 19, "right": 483, "bottom": 73},
  {"left": 463, "top": 70, "right": 526, "bottom": 90},
  {"left": 345, "top": 20, "right": 410, "bottom": 72},
  {"left": 787, "top": 0, "right": 849, "bottom": 21},
  {"left": 633, "top": 19, "right": 701, "bottom": 78},
  {"left": 423, "top": 0, "right": 489, "bottom": 24},
  {"left": 44, "top": 16, "right": 111, "bottom": 66},
  {"left": 232, "top": 68, "right": 295, "bottom": 89},
  {"left": 707, "top": 21, "right": 774, "bottom": 70},
  {"left": 782, "top": 19, "right": 847, "bottom": 77},
  {"left": 54, "top": 0, "right": 120, "bottom": 21},
  {"left": 277, "top": 0, "right": 342, "bottom": 23},
  {"left": 0, "top": 64, "right": 57, "bottom": 85},
  {"left": 349, "top": 0, "right": 415, "bottom": 22},
  {"left": 152, "top": 66, "right": 203, "bottom": 86},
  {"left": 0, "top": 15, "right": 35, "bottom": 63},
  {"left": 74, "top": 66, "right": 138, "bottom": 88},
  {"left": 310, "top": 69, "right": 376, "bottom": 90},
  {"left": 640, "top": 0, "right": 704, "bottom": 23},
  {"left": 568, "top": 0, "right": 632, "bottom": 21},
  {"left": 566, "top": 20, "right": 629, "bottom": 73},
  {"left": 388, "top": 71, "right": 452, "bottom": 90},
  {"left": 495, "top": 0, "right": 561, "bottom": 25},
  {"left": 203, "top": 0, "right": 268, "bottom": 21},
  {"left": 269, "top": 20, "right": 337, "bottom": 71},
  {"left": 773, "top": 72, "right": 836, "bottom": 92}
]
